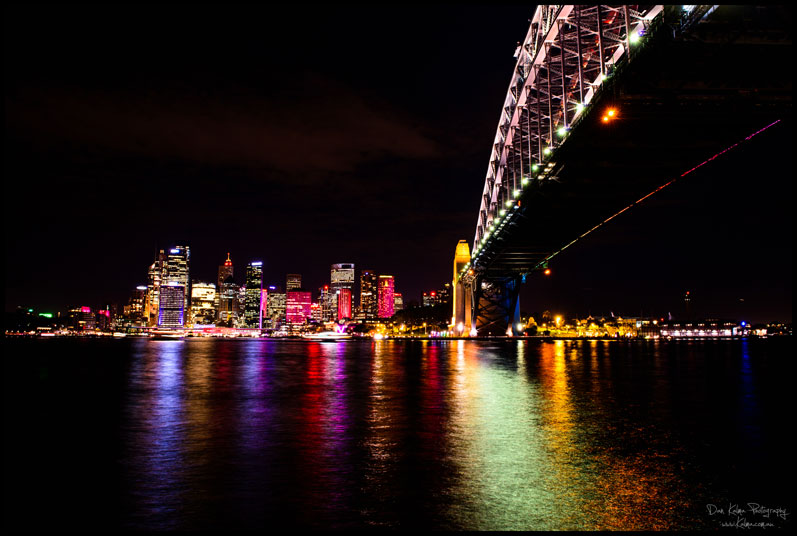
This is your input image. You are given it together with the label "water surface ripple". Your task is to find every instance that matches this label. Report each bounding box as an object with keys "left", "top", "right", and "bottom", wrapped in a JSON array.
[{"left": 4, "top": 338, "right": 793, "bottom": 530}]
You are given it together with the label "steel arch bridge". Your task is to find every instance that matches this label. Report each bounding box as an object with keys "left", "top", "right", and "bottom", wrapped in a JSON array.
[{"left": 451, "top": 5, "right": 791, "bottom": 336}]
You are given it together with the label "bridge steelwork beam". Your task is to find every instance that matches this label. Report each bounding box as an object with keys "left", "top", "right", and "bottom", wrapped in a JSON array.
[{"left": 471, "top": 5, "right": 666, "bottom": 257}]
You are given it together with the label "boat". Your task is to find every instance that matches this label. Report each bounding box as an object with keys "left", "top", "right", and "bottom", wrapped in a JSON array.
[
  {"left": 150, "top": 329, "right": 186, "bottom": 340},
  {"left": 301, "top": 331, "right": 351, "bottom": 341}
]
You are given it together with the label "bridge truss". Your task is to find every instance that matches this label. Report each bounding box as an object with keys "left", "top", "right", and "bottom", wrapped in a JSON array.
[
  {"left": 455, "top": 5, "right": 725, "bottom": 335},
  {"left": 473, "top": 5, "right": 668, "bottom": 256}
]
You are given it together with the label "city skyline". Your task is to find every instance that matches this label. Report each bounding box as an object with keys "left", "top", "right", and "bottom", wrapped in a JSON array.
[{"left": 4, "top": 5, "right": 792, "bottom": 324}]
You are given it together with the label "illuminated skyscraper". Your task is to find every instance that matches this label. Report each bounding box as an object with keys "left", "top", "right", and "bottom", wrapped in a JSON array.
[
  {"left": 267, "top": 287, "right": 286, "bottom": 328},
  {"left": 337, "top": 288, "right": 352, "bottom": 320},
  {"left": 163, "top": 245, "right": 190, "bottom": 322},
  {"left": 331, "top": 263, "right": 355, "bottom": 289},
  {"left": 159, "top": 283, "right": 185, "bottom": 327},
  {"left": 330, "top": 263, "right": 355, "bottom": 318},
  {"left": 190, "top": 282, "right": 216, "bottom": 326},
  {"left": 286, "top": 290, "right": 312, "bottom": 325},
  {"left": 319, "top": 285, "right": 334, "bottom": 321},
  {"left": 260, "top": 287, "right": 269, "bottom": 328},
  {"left": 124, "top": 286, "right": 148, "bottom": 326},
  {"left": 146, "top": 249, "right": 165, "bottom": 325},
  {"left": 244, "top": 261, "right": 264, "bottom": 328},
  {"left": 286, "top": 274, "right": 302, "bottom": 291},
  {"left": 394, "top": 292, "right": 404, "bottom": 312},
  {"left": 236, "top": 285, "right": 247, "bottom": 327},
  {"left": 218, "top": 276, "right": 239, "bottom": 327},
  {"left": 378, "top": 275, "right": 395, "bottom": 319},
  {"left": 217, "top": 253, "right": 233, "bottom": 288},
  {"left": 359, "top": 269, "right": 378, "bottom": 321},
  {"left": 216, "top": 253, "right": 233, "bottom": 319},
  {"left": 311, "top": 302, "right": 322, "bottom": 323}
]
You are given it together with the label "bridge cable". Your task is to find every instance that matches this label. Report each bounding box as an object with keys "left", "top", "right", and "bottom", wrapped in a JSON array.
[{"left": 535, "top": 119, "right": 783, "bottom": 269}]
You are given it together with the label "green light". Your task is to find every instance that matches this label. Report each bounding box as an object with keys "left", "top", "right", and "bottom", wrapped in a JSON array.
[
  {"left": 499, "top": 209, "right": 506, "bottom": 216},
  {"left": 521, "top": 177, "right": 529, "bottom": 186},
  {"left": 532, "top": 164, "right": 539, "bottom": 172},
  {"left": 630, "top": 32, "right": 640, "bottom": 44},
  {"left": 38, "top": 313, "right": 53, "bottom": 318},
  {"left": 544, "top": 147, "right": 552, "bottom": 155},
  {"left": 505, "top": 200, "right": 514, "bottom": 207},
  {"left": 576, "top": 103, "right": 585, "bottom": 113},
  {"left": 557, "top": 127, "right": 568, "bottom": 137}
]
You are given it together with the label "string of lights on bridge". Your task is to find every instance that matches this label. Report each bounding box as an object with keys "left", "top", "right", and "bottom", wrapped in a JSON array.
[
  {"left": 461, "top": 99, "right": 623, "bottom": 280},
  {"left": 462, "top": 6, "right": 734, "bottom": 282},
  {"left": 461, "top": 118, "right": 782, "bottom": 282}
]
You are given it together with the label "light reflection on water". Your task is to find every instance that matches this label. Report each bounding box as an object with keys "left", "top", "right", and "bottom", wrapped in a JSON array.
[{"left": 39, "top": 337, "right": 788, "bottom": 530}]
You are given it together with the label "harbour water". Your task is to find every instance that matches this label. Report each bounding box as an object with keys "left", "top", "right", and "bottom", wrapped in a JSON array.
[{"left": 3, "top": 337, "right": 792, "bottom": 530}]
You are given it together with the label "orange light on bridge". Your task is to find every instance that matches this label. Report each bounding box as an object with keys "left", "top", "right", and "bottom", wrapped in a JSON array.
[
  {"left": 543, "top": 268, "right": 552, "bottom": 276},
  {"left": 602, "top": 107, "right": 618, "bottom": 124}
]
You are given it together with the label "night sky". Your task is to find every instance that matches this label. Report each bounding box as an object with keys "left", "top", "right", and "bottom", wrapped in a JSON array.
[{"left": 4, "top": 5, "right": 792, "bottom": 323}]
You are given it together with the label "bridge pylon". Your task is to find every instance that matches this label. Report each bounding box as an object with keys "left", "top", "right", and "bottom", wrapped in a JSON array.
[{"left": 452, "top": 240, "right": 472, "bottom": 336}]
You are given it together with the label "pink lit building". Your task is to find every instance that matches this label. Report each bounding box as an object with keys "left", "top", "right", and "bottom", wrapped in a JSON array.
[
  {"left": 286, "top": 290, "right": 312, "bottom": 325},
  {"left": 337, "top": 288, "right": 352, "bottom": 320},
  {"left": 378, "top": 275, "right": 394, "bottom": 319}
]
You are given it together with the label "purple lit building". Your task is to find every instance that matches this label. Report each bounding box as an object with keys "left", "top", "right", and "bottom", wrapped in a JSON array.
[{"left": 158, "top": 283, "right": 185, "bottom": 327}]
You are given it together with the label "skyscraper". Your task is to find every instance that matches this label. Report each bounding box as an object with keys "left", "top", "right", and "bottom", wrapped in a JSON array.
[
  {"left": 163, "top": 245, "right": 190, "bottom": 323},
  {"left": 286, "top": 290, "right": 312, "bottom": 325},
  {"left": 331, "top": 263, "right": 355, "bottom": 290},
  {"left": 378, "top": 275, "right": 395, "bottom": 319},
  {"left": 146, "top": 249, "right": 165, "bottom": 326},
  {"left": 244, "top": 261, "right": 264, "bottom": 328},
  {"left": 236, "top": 285, "right": 247, "bottom": 328},
  {"left": 190, "top": 282, "right": 216, "bottom": 326},
  {"left": 394, "top": 292, "right": 404, "bottom": 313},
  {"left": 319, "top": 285, "right": 333, "bottom": 321},
  {"left": 286, "top": 274, "right": 302, "bottom": 292},
  {"left": 330, "top": 263, "right": 355, "bottom": 319},
  {"left": 359, "top": 269, "right": 378, "bottom": 321},
  {"left": 124, "top": 286, "right": 148, "bottom": 326},
  {"left": 159, "top": 283, "right": 185, "bottom": 327},
  {"left": 216, "top": 253, "right": 234, "bottom": 323},
  {"left": 218, "top": 276, "right": 239, "bottom": 327},
  {"left": 337, "top": 287, "right": 352, "bottom": 320},
  {"left": 267, "top": 286, "right": 286, "bottom": 329}
]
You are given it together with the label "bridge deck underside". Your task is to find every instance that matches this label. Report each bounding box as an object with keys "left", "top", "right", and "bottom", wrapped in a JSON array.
[{"left": 476, "top": 27, "right": 791, "bottom": 279}]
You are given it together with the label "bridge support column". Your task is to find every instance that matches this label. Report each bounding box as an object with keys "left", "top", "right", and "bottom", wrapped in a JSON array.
[
  {"left": 471, "top": 275, "right": 522, "bottom": 336},
  {"left": 452, "top": 240, "right": 473, "bottom": 336}
]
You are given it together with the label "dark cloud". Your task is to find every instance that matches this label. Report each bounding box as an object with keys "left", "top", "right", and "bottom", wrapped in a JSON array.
[{"left": 7, "top": 72, "right": 440, "bottom": 176}]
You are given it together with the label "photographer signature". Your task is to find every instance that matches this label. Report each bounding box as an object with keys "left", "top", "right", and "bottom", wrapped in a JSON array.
[{"left": 706, "top": 503, "right": 789, "bottom": 529}]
